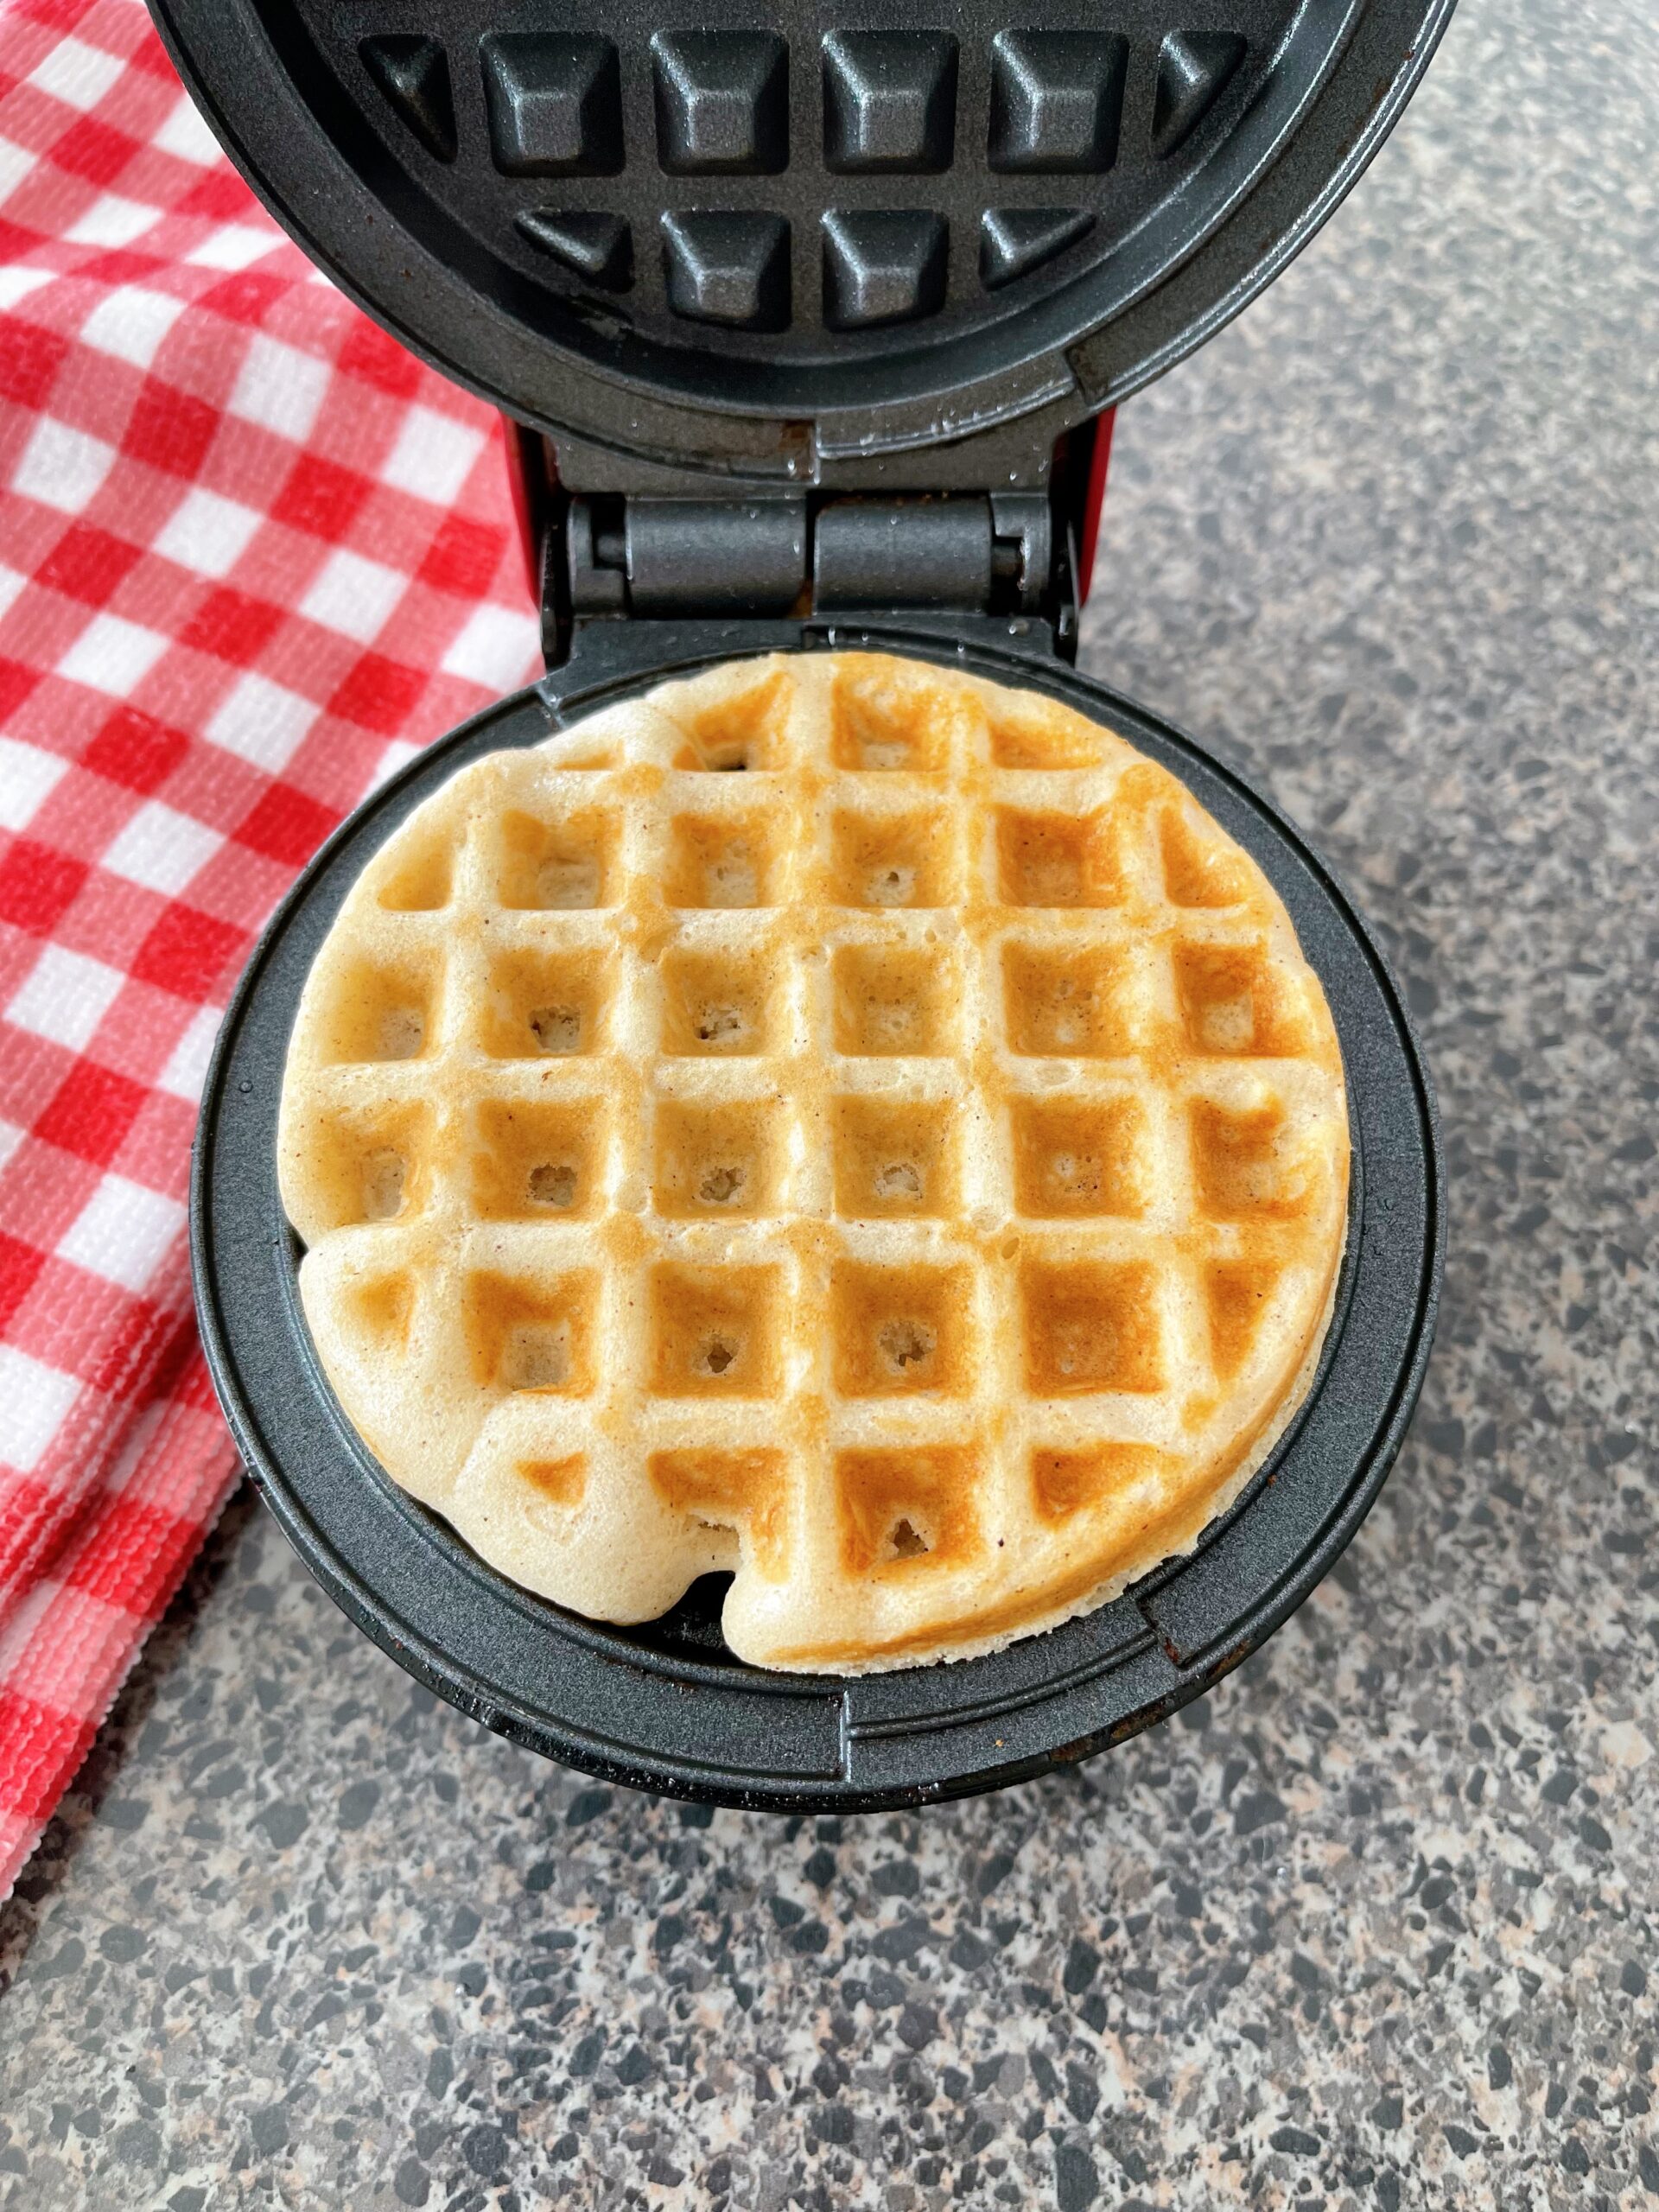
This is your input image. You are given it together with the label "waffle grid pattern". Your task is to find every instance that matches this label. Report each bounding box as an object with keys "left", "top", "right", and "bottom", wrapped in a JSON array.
[
  {"left": 325, "top": 10, "right": 1281, "bottom": 343},
  {"left": 278, "top": 653, "right": 1348, "bottom": 1672}
]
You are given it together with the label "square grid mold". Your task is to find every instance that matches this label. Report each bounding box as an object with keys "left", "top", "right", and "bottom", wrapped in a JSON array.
[{"left": 307, "top": 3, "right": 1305, "bottom": 357}]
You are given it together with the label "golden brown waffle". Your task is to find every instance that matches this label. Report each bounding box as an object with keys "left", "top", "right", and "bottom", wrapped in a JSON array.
[{"left": 277, "top": 652, "right": 1349, "bottom": 1673}]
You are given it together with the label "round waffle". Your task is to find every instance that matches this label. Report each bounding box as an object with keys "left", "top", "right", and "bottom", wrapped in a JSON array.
[{"left": 276, "top": 652, "right": 1349, "bottom": 1674}]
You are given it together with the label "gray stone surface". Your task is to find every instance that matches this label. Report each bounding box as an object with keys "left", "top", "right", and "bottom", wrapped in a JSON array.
[{"left": 2, "top": 0, "right": 1656, "bottom": 2204}]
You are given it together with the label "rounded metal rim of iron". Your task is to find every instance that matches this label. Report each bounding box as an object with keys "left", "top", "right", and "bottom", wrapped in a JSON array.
[{"left": 145, "top": 0, "right": 1459, "bottom": 471}]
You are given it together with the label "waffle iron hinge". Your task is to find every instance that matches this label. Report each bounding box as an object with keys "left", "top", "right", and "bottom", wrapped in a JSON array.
[
  {"left": 563, "top": 489, "right": 1054, "bottom": 626},
  {"left": 538, "top": 461, "right": 1090, "bottom": 670}
]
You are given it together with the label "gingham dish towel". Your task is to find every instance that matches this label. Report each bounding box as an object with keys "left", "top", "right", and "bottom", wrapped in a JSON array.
[{"left": 0, "top": 0, "right": 542, "bottom": 1897}]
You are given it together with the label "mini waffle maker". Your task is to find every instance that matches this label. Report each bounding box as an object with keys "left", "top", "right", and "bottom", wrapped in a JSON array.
[{"left": 162, "top": 0, "right": 1450, "bottom": 1809}]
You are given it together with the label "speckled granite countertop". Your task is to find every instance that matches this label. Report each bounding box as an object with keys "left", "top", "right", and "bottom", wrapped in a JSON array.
[{"left": 3, "top": 0, "right": 1656, "bottom": 2204}]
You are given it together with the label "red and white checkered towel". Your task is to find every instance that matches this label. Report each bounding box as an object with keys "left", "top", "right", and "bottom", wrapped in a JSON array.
[{"left": 0, "top": 0, "right": 541, "bottom": 1896}]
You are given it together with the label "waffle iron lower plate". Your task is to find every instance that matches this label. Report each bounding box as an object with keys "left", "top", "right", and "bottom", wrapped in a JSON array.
[{"left": 191, "top": 625, "right": 1441, "bottom": 1812}]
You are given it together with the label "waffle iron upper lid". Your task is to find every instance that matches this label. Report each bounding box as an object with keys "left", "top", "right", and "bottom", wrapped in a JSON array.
[{"left": 148, "top": 0, "right": 1455, "bottom": 482}]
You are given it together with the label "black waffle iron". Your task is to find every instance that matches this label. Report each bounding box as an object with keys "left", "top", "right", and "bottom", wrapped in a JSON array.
[{"left": 161, "top": 0, "right": 1450, "bottom": 1809}]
